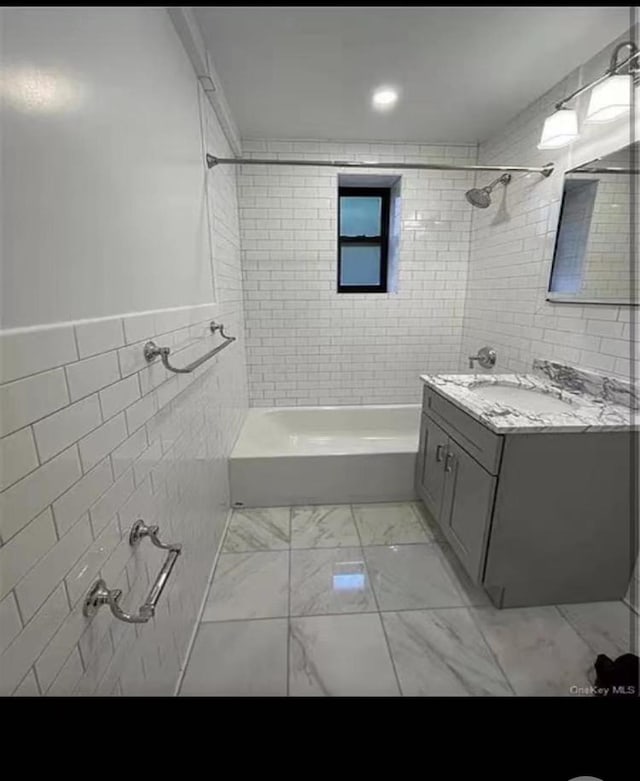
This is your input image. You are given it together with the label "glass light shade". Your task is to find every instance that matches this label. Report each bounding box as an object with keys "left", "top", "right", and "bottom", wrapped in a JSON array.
[
  {"left": 585, "top": 74, "right": 631, "bottom": 122},
  {"left": 537, "top": 109, "right": 579, "bottom": 149}
]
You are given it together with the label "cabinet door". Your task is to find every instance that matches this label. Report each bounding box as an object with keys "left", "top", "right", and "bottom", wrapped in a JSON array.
[
  {"left": 415, "top": 414, "right": 448, "bottom": 521},
  {"left": 440, "top": 439, "right": 496, "bottom": 583}
]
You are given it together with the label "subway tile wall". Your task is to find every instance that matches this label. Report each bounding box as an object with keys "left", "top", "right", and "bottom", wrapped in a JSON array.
[
  {"left": 238, "top": 140, "right": 477, "bottom": 406},
  {"left": 0, "top": 99, "right": 248, "bottom": 696},
  {"left": 461, "top": 30, "right": 639, "bottom": 380}
]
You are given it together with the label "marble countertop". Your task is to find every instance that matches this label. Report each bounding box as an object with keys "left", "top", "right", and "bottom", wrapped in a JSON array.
[{"left": 420, "top": 369, "right": 635, "bottom": 434}]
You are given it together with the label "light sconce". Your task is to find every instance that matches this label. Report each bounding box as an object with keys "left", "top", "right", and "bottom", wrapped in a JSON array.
[
  {"left": 585, "top": 74, "right": 631, "bottom": 122},
  {"left": 538, "top": 40, "right": 639, "bottom": 150},
  {"left": 538, "top": 108, "right": 579, "bottom": 149}
]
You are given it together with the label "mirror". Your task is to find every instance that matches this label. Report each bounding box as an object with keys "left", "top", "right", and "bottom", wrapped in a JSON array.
[{"left": 547, "top": 141, "right": 638, "bottom": 305}]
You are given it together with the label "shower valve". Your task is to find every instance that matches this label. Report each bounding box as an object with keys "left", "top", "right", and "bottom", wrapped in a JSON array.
[{"left": 468, "top": 346, "right": 497, "bottom": 370}]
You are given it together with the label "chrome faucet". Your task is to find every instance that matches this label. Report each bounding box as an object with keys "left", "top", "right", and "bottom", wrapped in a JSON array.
[{"left": 468, "top": 346, "right": 497, "bottom": 370}]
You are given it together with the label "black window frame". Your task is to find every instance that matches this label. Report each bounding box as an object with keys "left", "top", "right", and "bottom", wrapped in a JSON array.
[{"left": 337, "top": 186, "right": 390, "bottom": 293}]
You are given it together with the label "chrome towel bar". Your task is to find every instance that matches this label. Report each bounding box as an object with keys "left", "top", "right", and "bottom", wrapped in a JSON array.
[
  {"left": 83, "top": 520, "right": 182, "bottom": 624},
  {"left": 143, "top": 321, "right": 236, "bottom": 374}
]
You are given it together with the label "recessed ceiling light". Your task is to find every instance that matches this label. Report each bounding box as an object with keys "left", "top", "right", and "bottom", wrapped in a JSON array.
[{"left": 372, "top": 87, "right": 398, "bottom": 110}]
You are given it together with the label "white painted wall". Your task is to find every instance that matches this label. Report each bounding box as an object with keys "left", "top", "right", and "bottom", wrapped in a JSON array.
[
  {"left": 239, "top": 140, "right": 476, "bottom": 406},
  {"left": 1, "top": 7, "right": 215, "bottom": 329},
  {"left": 461, "top": 26, "right": 639, "bottom": 380},
  {"left": 0, "top": 8, "right": 248, "bottom": 696}
]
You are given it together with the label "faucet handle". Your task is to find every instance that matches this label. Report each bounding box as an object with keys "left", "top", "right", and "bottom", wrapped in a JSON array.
[{"left": 468, "top": 346, "right": 496, "bottom": 370}]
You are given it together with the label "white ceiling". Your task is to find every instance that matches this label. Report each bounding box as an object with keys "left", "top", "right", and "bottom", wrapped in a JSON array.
[{"left": 194, "top": 6, "right": 631, "bottom": 144}]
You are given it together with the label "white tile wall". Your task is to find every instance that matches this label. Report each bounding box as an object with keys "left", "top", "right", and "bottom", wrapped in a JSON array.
[
  {"left": 0, "top": 427, "right": 39, "bottom": 492},
  {"left": 238, "top": 139, "right": 476, "bottom": 406},
  {"left": 75, "top": 318, "right": 125, "bottom": 359},
  {"left": 461, "top": 28, "right": 639, "bottom": 380},
  {"left": 0, "top": 326, "right": 78, "bottom": 384},
  {"left": 66, "top": 352, "right": 121, "bottom": 403},
  {"left": 0, "top": 368, "right": 70, "bottom": 438},
  {"left": 0, "top": 96, "right": 248, "bottom": 696}
]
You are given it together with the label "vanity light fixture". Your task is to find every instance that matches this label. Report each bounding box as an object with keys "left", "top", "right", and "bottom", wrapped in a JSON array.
[
  {"left": 537, "top": 108, "right": 579, "bottom": 150},
  {"left": 538, "top": 40, "right": 639, "bottom": 150},
  {"left": 585, "top": 74, "right": 632, "bottom": 122}
]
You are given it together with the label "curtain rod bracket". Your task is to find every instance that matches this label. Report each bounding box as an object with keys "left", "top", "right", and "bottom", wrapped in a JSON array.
[{"left": 206, "top": 153, "right": 218, "bottom": 169}]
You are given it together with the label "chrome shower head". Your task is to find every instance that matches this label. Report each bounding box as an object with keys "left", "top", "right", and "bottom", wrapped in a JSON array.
[
  {"left": 465, "top": 173, "right": 511, "bottom": 208},
  {"left": 465, "top": 187, "right": 492, "bottom": 208}
]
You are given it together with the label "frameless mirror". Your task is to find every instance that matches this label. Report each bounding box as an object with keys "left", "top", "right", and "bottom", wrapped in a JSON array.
[{"left": 547, "top": 141, "right": 638, "bottom": 305}]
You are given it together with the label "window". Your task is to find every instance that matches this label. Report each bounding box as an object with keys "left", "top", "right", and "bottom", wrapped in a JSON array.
[{"left": 337, "top": 187, "right": 390, "bottom": 293}]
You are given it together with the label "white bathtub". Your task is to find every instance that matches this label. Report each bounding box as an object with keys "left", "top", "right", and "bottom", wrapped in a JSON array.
[{"left": 229, "top": 405, "right": 420, "bottom": 507}]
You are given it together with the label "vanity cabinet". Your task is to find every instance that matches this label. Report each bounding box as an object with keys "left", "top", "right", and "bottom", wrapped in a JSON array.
[
  {"left": 416, "top": 384, "right": 633, "bottom": 608},
  {"left": 416, "top": 414, "right": 448, "bottom": 518},
  {"left": 416, "top": 412, "right": 496, "bottom": 583}
]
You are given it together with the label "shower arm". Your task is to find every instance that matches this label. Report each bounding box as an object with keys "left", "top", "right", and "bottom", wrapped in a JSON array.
[{"left": 483, "top": 173, "right": 512, "bottom": 192}]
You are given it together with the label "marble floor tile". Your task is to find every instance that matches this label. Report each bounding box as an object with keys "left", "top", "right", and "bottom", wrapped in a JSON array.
[
  {"left": 290, "top": 547, "right": 377, "bottom": 616},
  {"left": 289, "top": 613, "right": 399, "bottom": 696},
  {"left": 435, "top": 541, "right": 492, "bottom": 607},
  {"left": 202, "top": 551, "right": 289, "bottom": 621},
  {"left": 353, "top": 502, "right": 434, "bottom": 545},
  {"left": 471, "top": 605, "right": 595, "bottom": 697},
  {"left": 411, "top": 501, "right": 446, "bottom": 541},
  {"left": 179, "top": 619, "right": 287, "bottom": 696},
  {"left": 364, "top": 544, "right": 466, "bottom": 611},
  {"left": 223, "top": 507, "right": 290, "bottom": 552},
  {"left": 557, "top": 601, "right": 637, "bottom": 659},
  {"left": 382, "top": 608, "right": 512, "bottom": 696},
  {"left": 291, "top": 505, "right": 359, "bottom": 548}
]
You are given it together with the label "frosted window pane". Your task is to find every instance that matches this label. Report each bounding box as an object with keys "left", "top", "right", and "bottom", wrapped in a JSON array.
[
  {"left": 340, "top": 197, "right": 381, "bottom": 236},
  {"left": 340, "top": 246, "right": 381, "bottom": 286}
]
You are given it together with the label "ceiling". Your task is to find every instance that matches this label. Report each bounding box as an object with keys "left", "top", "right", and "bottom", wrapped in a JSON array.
[{"left": 194, "top": 6, "right": 631, "bottom": 144}]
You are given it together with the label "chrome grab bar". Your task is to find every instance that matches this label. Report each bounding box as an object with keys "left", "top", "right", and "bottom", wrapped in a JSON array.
[
  {"left": 83, "top": 520, "right": 182, "bottom": 624},
  {"left": 143, "top": 321, "right": 236, "bottom": 374}
]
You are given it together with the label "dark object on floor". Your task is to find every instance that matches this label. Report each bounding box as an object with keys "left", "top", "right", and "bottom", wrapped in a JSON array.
[{"left": 594, "top": 653, "right": 639, "bottom": 697}]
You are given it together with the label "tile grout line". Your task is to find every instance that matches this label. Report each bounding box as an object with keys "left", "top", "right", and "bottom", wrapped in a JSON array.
[
  {"left": 173, "top": 506, "right": 235, "bottom": 697},
  {"left": 350, "top": 503, "right": 404, "bottom": 697},
  {"left": 196, "top": 601, "right": 504, "bottom": 626},
  {"left": 212, "top": 539, "right": 444, "bottom": 555},
  {"left": 463, "top": 606, "right": 519, "bottom": 697}
]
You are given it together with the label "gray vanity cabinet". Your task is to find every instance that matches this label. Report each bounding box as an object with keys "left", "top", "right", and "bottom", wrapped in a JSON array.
[
  {"left": 439, "top": 440, "right": 496, "bottom": 583},
  {"left": 416, "top": 384, "right": 633, "bottom": 608},
  {"left": 416, "top": 414, "right": 448, "bottom": 519},
  {"left": 416, "top": 410, "right": 496, "bottom": 583}
]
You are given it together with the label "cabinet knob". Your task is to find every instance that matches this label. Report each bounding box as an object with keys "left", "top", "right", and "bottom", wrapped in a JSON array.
[{"left": 445, "top": 452, "right": 456, "bottom": 472}]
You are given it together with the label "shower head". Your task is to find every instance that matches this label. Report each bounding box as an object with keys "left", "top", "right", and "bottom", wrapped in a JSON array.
[
  {"left": 465, "top": 173, "right": 512, "bottom": 208},
  {"left": 465, "top": 187, "right": 492, "bottom": 208}
]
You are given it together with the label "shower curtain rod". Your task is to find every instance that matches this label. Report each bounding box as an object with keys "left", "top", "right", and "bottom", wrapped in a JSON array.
[{"left": 205, "top": 154, "right": 554, "bottom": 176}]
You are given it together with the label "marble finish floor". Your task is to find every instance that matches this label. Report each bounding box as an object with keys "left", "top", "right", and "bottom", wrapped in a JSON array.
[{"left": 178, "top": 502, "right": 637, "bottom": 697}]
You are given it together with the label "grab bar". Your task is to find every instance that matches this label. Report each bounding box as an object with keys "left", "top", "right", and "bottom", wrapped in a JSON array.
[
  {"left": 83, "top": 520, "right": 182, "bottom": 624},
  {"left": 143, "top": 321, "right": 236, "bottom": 374}
]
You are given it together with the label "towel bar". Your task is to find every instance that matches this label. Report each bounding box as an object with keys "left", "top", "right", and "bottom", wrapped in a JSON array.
[
  {"left": 143, "top": 321, "right": 235, "bottom": 374},
  {"left": 83, "top": 520, "right": 182, "bottom": 624}
]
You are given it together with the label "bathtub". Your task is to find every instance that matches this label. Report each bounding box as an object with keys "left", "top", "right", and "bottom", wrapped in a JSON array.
[{"left": 229, "top": 405, "right": 420, "bottom": 507}]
